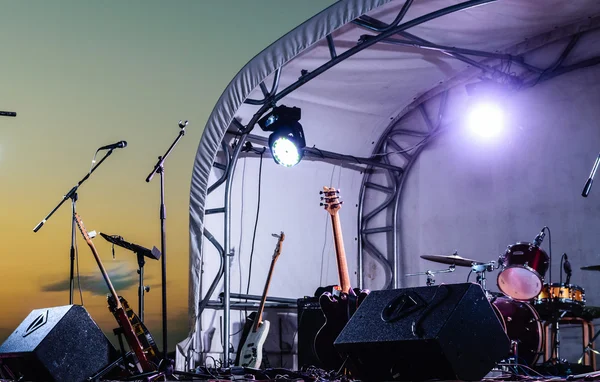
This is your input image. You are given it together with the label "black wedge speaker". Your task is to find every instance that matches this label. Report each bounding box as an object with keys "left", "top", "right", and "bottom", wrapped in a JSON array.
[
  {"left": 334, "top": 283, "right": 510, "bottom": 381},
  {"left": 0, "top": 305, "right": 117, "bottom": 382}
]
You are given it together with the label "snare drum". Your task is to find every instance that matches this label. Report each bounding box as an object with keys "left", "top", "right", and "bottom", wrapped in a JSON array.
[
  {"left": 491, "top": 296, "right": 543, "bottom": 366},
  {"left": 497, "top": 242, "right": 550, "bottom": 301},
  {"left": 534, "top": 283, "right": 585, "bottom": 318}
]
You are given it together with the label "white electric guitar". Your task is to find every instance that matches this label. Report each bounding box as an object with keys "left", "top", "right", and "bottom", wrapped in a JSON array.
[{"left": 237, "top": 232, "right": 285, "bottom": 369}]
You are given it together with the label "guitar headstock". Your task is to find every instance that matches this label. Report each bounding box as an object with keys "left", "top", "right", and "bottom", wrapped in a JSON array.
[
  {"left": 74, "top": 213, "right": 93, "bottom": 244},
  {"left": 320, "top": 186, "right": 342, "bottom": 216},
  {"left": 271, "top": 232, "right": 285, "bottom": 261}
]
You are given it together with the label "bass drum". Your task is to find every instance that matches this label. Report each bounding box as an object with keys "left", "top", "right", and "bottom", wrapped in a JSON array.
[{"left": 491, "top": 296, "right": 543, "bottom": 366}]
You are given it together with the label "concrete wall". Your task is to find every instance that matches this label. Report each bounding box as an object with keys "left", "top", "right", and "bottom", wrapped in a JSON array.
[{"left": 400, "top": 65, "right": 600, "bottom": 363}]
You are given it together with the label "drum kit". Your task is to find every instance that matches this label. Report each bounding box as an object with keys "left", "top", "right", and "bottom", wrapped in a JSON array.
[{"left": 408, "top": 239, "right": 600, "bottom": 370}]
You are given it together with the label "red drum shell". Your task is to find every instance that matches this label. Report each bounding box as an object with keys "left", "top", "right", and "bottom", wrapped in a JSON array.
[
  {"left": 491, "top": 296, "right": 543, "bottom": 366},
  {"left": 497, "top": 242, "right": 550, "bottom": 301}
]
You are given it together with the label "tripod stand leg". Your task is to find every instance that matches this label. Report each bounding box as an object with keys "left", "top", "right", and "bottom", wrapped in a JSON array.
[{"left": 578, "top": 324, "right": 600, "bottom": 367}]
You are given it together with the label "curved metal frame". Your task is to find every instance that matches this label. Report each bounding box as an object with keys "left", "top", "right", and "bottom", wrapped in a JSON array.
[
  {"left": 195, "top": 0, "right": 600, "bottom": 364},
  {"left": 355, "top": 12, "right": 600, "bottom": 290}
]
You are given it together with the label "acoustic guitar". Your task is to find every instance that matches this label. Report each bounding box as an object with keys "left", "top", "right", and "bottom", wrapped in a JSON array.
[
  {"left": 314, "top": 187, "right": 369, "bottom": 371},
  {"left": 236, "top": 232, "right": 285, "bottom": 369},
  {"left": 74, "top": 213, "right": 161, "bottom": 373}
]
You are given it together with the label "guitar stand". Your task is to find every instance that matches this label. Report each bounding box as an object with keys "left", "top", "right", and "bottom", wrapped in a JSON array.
[{"left": 87, "top": 328, "right": 136, "bottom": 381}]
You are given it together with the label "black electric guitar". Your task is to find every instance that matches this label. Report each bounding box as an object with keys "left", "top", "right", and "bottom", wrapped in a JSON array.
[
  {"left": 313, "top": 187, "right": 369, "bottom": 371},
  {"left": 74, "top": 213, "right": 161, "bottom": 373}
]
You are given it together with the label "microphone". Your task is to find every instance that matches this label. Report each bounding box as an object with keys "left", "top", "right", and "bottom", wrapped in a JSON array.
[
  {"left": 582, "top": 153, "right": 600, "bottom": 197},
  {"left": 98, "top": 141, "right": 127, "bottom": 151},
  {"left": 532, "top": 228, "right": 546, "bottom": 247},
  {"left": 563, "top": 253, "right": 572, "bottom": 284}
]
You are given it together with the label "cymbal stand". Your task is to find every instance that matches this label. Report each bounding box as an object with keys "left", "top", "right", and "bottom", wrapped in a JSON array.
[
  {"left": 544, "top": 310, "right": 568, "bottom": 366},
  {"left": 471, "top": 261, "right": 495, "bottom": 296},
  {"left": 577, "top": 324, "right": 600, "bottom": 368},
  {"left": 405, "top": 264, "right": 455, "bottom": 286}
]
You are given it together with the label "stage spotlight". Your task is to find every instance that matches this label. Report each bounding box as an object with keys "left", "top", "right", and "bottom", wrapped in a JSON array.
[
  {"left": 258, "top": 105, "right": 306, "bottom": 167},
  {"left": 467, "top": 102, "right": 504, "bottom": 138}
]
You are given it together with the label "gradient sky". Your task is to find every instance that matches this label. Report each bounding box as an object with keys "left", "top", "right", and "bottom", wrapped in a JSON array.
[{"left": 0, "top": 0, "right": 334, "bottom": 352}]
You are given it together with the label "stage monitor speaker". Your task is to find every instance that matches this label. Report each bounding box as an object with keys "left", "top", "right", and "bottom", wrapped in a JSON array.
[
  {"left": 297, "top": 297, "right": 325, "bottom": 368},
  {"left": 0, "top": 305, "right": 117, "bottom": 382},
  {"left": 334, "top": 283, "right": 510, "bottom": 381}
]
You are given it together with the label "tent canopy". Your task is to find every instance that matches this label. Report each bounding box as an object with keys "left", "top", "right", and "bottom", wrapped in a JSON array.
[{"left": 179, "top": 0, "right": 600, "bottom": 370}]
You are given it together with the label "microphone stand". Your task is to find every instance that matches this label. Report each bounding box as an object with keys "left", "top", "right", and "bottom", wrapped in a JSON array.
[
  {"left": 33, "top": 148, "right": 117, "bottom": 304},
  {"left": 582, "top": 153, "right": 600, "bottom": 197},
  {"left": 145, "top": 120, "right": 187, "bottom": 373}
]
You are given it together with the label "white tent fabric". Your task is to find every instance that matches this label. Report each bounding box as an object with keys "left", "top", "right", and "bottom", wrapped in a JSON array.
[{"left": 179, "top": 0, "right": 600, "bottom": 370}]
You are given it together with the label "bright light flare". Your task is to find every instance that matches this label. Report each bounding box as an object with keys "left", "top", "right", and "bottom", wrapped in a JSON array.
[
  {"left": 271, "top": 137, "right": 301, "bottom": 167},
  {"left": 467, "top": 102, "right": 504, "bottom": 138}
]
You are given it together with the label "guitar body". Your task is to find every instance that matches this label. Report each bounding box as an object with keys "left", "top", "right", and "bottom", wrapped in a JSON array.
[
  {"left": 238, "top": 320, "right": 270, "bottom": 369},
  {"left": 314, "top": 288, "right": 369, "bottom": 370},
  {"left": 108, "top": 295, "right": 161, "bottom": 370}
]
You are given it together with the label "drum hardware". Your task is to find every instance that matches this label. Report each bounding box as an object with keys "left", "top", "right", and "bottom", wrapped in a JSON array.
[
  {"left": 581, "top": 264, "right": 600, "bottom": 271},
  {"left": 491, "top": 297, "right": 543, "bottom": 367},
  {"left": 470, "top": 261, "right": 495, "bottom": 295},
  {"left": 578, "top": 329, "right": 600, "bottom": 366},
  {"left": 543, "top": 310, "right": 569, "bottom": 366},
  {"left": 420, "top": 252, "right": 481, "bottom": 267},
  {"left": 405, "top": 264, "right": 455, "bottom": 286}
]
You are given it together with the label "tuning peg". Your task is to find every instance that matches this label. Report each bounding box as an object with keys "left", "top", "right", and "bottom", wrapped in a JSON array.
[{"left": 319, "top": 190, "right": 324, "bottom": 194}]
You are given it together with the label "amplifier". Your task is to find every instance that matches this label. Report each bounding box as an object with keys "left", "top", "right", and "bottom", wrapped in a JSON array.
[{"left": 297, "top": 297, "right": 325, "bottom": 369}]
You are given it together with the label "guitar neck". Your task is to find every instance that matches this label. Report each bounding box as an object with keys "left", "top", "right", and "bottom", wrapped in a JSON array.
[
  {"left": 253, "top": 258, "right": 277, "bottom": 332},
  {"left": 86, "top": 238, "right": 122, "bottom": 309},
  {"left": 331, "top": 213, "right": 351, "bottom": 293}
]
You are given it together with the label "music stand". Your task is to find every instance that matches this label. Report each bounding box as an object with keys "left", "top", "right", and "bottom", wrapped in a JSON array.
[{"left": 100, "top": 233, "right": 161, "bottom": 322}]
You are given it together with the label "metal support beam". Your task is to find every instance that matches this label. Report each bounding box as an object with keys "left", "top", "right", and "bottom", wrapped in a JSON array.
[
  {"left": 354, "top": 14, "right": 542, "bottom": 75},
  {"left": 205, "top": 301, "right": 297, "bottom": 310},
  {"left": 244, "top": 69, "right": 282, "bottom": 105},
  {"left": 219, "top": 292, "right": 297, "bottom": 304},
  {"left": 242, "top": 0, "right": 499, "bottom": 135},
  {"left": 326, "top": 34, "right": 337, "bottom": 59},
  {"left": 238, "top": 133, "right": 404, "bottom": 172}
]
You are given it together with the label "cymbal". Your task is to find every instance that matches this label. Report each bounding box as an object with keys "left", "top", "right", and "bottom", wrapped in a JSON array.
[
  {"left": 420, "top": 254, "right": 481, "bottom": 267},
  {"left": 581, "top": 265, "right": 600, "bottom": 271}
]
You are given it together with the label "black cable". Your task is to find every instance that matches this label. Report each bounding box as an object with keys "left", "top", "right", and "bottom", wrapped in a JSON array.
[
  {"left": 560, "top": 253, "right": 566, "bottom": 285},
  {"left": 75, "top": 237, "right": 84, "bottom": 305},
  {"left": 546, "top": 226, "right": 552, "bottom": 284},
  {"left": 246, "top": 150, "right": 265, "bottom": 296},
  {"left": 466, "top": 270, "right": 472, "bottom": 283}
]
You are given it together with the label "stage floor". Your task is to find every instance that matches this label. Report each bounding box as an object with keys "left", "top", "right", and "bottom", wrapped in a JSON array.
[{"left": 2, "top": 363, "right": 599, "bottom": 381}]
